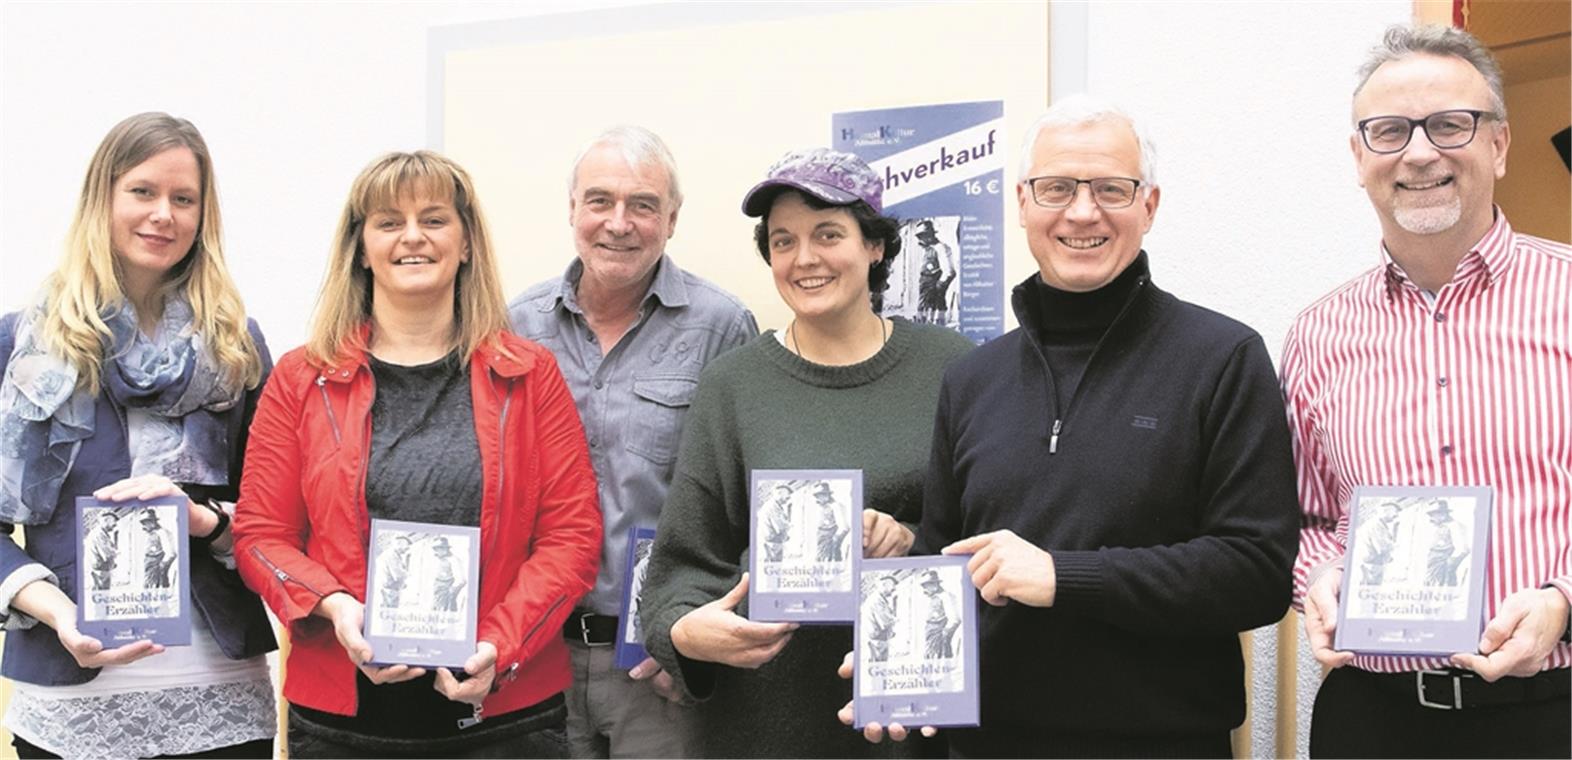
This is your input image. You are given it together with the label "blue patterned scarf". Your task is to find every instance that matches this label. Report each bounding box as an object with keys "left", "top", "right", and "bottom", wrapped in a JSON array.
[{"left": 0, "top": 295, "right": 240, "bottom": 525}]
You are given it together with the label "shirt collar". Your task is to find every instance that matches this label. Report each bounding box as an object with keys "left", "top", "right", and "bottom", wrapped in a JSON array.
[
  {"left": 538, "top": 253, "right": 690, "bottom": 315},
  {"left": 1380, "top": 206, "right": 1516, "bottom": 299}
]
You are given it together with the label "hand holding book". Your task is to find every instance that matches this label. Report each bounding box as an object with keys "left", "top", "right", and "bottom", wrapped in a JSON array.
[
  {"left": 315, "top": 591, "right": 428, "bottom": 684},
  {"left": 91, "top": 474, "right": 221, "bottom": 540},
  {"left": 1303, "top": 566, "right": 1355, "bottom": 668},
  {"left": 862, "top": 510, "right": 913, "bottom": 559},
  {"left": 943, "top": 529, "right": 1056, "bottom": 608},
  {"left": 434, "top": 641, "right": 497, "bottom": 705},
  {"left": 9, "top": 579, "right": 164, "bottom": 667},
  {"left": 836, "top": 650, "right": 938, "bottom": 743},
  {"left": 671, "top": 573, "right": 798, "bottom": 669},
  {"left": 1450, "top": 587, "right": 1570, "bottom": 681}
]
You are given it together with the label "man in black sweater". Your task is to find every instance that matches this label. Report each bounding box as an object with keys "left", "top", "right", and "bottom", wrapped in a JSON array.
[{"left": 911, "top": 95, "right": 1300, "bottom": 757}]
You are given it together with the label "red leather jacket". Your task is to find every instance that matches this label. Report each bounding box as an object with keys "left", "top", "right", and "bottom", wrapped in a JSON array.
[{"left": 234, "top": 331, "right": 600, "bottom": 717}]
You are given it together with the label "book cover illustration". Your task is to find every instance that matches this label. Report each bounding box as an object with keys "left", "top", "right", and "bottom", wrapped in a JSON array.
[
  {"left": 1336, "top": 485, "right": 1494, "bottom": 656},
  {"left": 854, "top": 555, "right": 979, "bottom": 729},
  {"left": 75, "top": 496, "right": 191, "bottom": 646},
  {"left": 748, "top": 469, "right": 862, "bottom": 623},
  {"left": 363, "top": 519, "right": 481, "bottom": 668},
  {"left": 615, "top": 526, "right": 657, "bottom": 669}
]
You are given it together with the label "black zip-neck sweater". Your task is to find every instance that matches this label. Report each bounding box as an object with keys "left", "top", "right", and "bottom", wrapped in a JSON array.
[
  {"left": 1028, "top": 255, "right": 1146, "bottom": 413},
  {"left": 916, "top": 253, "right": 1299, "bottom": 756}
]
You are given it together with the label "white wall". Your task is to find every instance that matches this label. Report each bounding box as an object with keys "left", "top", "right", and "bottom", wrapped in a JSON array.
[
  {"left": 0, "top": 0, "right": 635, "bottom": 350},
  {"left": 1, "top": 2, "right": 1412, "bottom": 757},
  {"left": 2, "top": 0, "right": 1408, "bottom": 358}
]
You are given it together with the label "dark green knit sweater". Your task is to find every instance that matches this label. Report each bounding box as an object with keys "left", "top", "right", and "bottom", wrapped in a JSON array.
[{"left": 641, "top": 318, "right": 973, "bottom": 758}]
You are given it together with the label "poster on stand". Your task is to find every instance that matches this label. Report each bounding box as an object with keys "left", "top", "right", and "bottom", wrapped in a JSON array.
[{"left": 834, "top": 101, "right": 1006, "bottom": 345}]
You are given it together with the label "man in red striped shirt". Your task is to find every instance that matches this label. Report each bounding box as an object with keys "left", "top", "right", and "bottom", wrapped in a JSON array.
[{"left": 1283, "top": 24, "right": 1572, "bottom": 758}]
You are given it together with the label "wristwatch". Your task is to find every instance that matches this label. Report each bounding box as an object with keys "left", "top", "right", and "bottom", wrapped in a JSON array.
[{"left": 193, "top": 499, "right": 231, "bottom": 546}]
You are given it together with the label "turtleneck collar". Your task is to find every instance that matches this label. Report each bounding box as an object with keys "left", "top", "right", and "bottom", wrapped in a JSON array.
[{"left": 1027, "top": 252, "right": 1150, "bottom": 342}]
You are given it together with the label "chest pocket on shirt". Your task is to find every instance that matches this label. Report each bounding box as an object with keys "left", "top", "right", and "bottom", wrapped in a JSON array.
[{"left": 627, "top": 372, "right": 699, "bottom": 465}]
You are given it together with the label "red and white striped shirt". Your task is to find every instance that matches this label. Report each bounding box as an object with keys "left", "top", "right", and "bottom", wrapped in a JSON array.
[{"left": 1282, "top": 211, "right": 1571, "bottom": 673}]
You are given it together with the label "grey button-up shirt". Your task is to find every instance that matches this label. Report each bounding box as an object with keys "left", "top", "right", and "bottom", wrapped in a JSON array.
[{"left": 509, "top": 255, "right": 757, "bottom": 614}]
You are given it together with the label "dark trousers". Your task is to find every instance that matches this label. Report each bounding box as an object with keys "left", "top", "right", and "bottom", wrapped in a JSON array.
[
  {"left": 288, "top": 702, "right": 568, "bottom": 759},
  {"left": 949, "top": 728, "right": 1231, "bottom": 759},
  {"left": 1310, "top": 666, "right": 1571, "bottom": 759},
  {"left": 11, "top": 735, "right": 272, "bottom": 759}
]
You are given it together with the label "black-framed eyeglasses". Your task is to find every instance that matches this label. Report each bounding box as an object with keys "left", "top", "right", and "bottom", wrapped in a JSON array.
[
  {"left": 1356, "top": 109, "right": 1497, "bottom": 154},
  {"left": 1025, "top": 176, "right": 1143, "bottom": 209}
]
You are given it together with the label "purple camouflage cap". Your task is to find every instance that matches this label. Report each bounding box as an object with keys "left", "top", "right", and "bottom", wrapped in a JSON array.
[{"left": 741, "top": 147, "right": 883, "bottom": 217}]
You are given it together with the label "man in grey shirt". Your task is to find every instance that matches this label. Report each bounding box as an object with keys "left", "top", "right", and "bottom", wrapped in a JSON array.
[{"left": 509, "top": 125, "right": 756, "bottom": 759}]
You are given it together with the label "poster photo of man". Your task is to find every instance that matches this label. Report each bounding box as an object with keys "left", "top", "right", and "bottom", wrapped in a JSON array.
[{"left": 876, "top": 215, "right": 960, "bottom": 330}]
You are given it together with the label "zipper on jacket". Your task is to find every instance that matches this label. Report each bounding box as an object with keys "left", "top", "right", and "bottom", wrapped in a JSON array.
[
  {"left": 315, "top": 376, "right": 343, "bottom": 444},
  {"left": 518, "top": 595, "right": 569, "bottom": 658},
  {"left": 495, "top": 379, "right": 516, "bottom": 514},
  {"left": 356, "top": 376, "right": 375, "bottom": 545},
  {"left": 250, "top": 545, "right": 329, "bottom": 598},
  {"left": 1028, "top": 275, "right": 1149, "bottom": 456}
]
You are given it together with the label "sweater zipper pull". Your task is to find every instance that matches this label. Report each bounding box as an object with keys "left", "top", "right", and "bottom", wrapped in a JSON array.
[{"left": 1049, "top": 419, "right": 1062, "bottom": 455}]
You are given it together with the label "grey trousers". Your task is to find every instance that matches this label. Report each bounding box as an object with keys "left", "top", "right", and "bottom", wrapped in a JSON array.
[{"left": 565, "top": 640, "right": 698, "bottom": 759}]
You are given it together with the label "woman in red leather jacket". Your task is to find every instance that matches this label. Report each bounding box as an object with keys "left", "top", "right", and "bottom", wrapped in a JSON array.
[{"left": 233, "top": 151, "right": 601, "bottom": 759}]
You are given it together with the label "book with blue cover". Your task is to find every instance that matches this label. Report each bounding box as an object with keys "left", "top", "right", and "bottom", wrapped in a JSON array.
[
  {"left": 1336, "top": 485, "right": 1493, "bottom": 656},
  {"left": 748, "top": 469, "right": 862, "bottom": 623},
  {"left": 363, "top": 519, "right": 481, "bottom": 668},
  {"left": 75, "top": 496, "right": 191, "bottom": 646},
  {"left": 853, "top": 554, "right": 979, "bottom": 729},
  {"left": 616, "top": 525, "right": 657, "bottom": 669}
]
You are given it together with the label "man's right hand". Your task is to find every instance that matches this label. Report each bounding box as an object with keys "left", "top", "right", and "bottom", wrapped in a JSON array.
[
  {"left": 836, "top": 651, "right": 937, "bottom": 743},
  {"left": 1304, "top": 565, "right": 1355, "bottom": 668},
  {"left": 316, "top": 591, "right": 427, "bottom": 684},
  {"left": 670, "top": 573, "right": 797, "bottom": 669}
]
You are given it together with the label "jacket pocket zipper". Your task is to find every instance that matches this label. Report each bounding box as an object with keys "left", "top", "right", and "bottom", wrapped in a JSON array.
[
  {"left": 518, "top": 595, "right": 568, "bottom": 654},
  {"left": 315, "top": 376, "right": 343, "bottom": 444},
  {"left": 250, "top": 546, "right": 329, "bottom": 598}
]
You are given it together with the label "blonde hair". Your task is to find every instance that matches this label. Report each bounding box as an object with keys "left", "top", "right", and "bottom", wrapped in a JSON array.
[
  {"left": 38, "top": 112, "right": 261, "bottom": 396},
  {"left": 306, "top": 151, "right": 512, "bottom": 367}
]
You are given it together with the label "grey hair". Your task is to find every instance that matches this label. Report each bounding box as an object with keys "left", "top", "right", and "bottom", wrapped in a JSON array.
[
  {"left": 1017, "top": 94, "right": 1158, "bottom": 187},
  {"left": 1353, "top": 24, "right": 1507, "bottom": 121},
  {"left": 566, "top": 125, "right": 683, "bottom": 209}
]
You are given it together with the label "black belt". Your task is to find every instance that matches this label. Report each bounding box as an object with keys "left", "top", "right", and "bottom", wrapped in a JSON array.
[
  {"left": 561, "top": 611, "right": 618, "bottom": 646},
  {"left": 1357, "top": 667, "right": 1570, "bottom": 710}
]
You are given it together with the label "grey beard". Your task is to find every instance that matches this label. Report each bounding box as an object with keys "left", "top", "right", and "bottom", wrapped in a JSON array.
[{"left": 1394, "top": 196, "right": 1463, "bottom": 235}]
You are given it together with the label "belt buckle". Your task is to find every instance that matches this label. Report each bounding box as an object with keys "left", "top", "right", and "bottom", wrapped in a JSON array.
[
  {"left": 1416, "top": 669, "right": 1465, "bottom": 710},
  {"left": 579, "top": 612, "right": 611, "bottom": 648}
]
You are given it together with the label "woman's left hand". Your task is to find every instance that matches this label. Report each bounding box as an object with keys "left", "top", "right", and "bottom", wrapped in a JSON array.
[
  {"left": 435, "top": 641, "right": 498, "bottom": 706},
  {"left": 862, "top": 510, "right": 914, "bottom": 559},
  {"left": 93, "top": 475, "right": 219, "bottom": 538}
]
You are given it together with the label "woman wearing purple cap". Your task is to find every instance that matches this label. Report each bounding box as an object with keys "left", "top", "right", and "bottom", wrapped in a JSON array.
[{"left": 639, "top": 148, "right": 973, "bottom": 757}]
